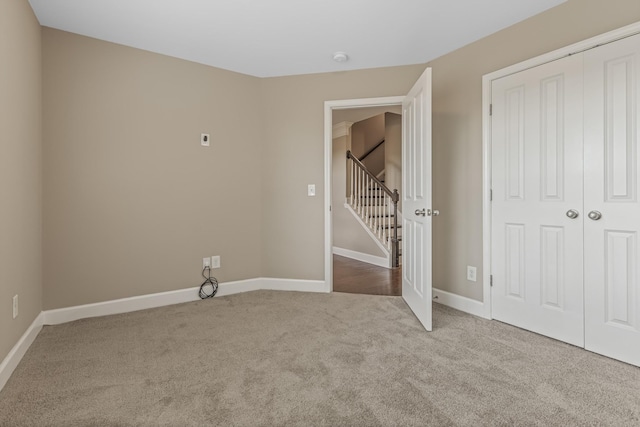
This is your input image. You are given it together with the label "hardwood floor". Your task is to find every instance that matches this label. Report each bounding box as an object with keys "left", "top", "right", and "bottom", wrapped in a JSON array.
[{"left": 333, "top": 255, "right": 401, "bottom": 296}]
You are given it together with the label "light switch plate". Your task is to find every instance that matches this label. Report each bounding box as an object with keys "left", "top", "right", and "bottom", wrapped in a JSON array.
[{"left": 308, "top": 184, "right": 316, "bottom": 196}]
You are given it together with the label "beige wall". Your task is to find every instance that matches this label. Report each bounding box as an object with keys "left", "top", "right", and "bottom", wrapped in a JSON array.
[
  {"left": 429, "top": 0, "right": 640, "bottom": 301},
  {"left": 333, "top": 106, "right": 402, "bottom": 124},
  {"left": 351, "top": 114, "right": 385, "bottom": 175},
  {"left": 42, "top": 29, "right": 264, "bottom": 309},
  {"left": 260, "top": 65, "right": 426, "bottom": 279},
  {"left": 384, "top": 113, "right": 402, "bottom": 212},
  {"left": 0, "top": 1, "right": 43, "bottom": 362}
]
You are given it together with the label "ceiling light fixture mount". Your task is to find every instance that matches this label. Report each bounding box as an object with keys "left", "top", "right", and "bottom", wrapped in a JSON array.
[{"left": 333, "top": 52, "right": 349, "bottom": 63}]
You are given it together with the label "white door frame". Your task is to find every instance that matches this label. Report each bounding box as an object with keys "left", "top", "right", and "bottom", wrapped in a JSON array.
[
  {"left": 482, "top": 21, "right": 640, "bottom": 320},
  {"left": 324, "top": 96, "right": 404, "bottom": 292}
]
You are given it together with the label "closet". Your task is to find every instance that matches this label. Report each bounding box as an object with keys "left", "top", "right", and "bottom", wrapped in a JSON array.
[{"left": 490, "top": 33, "right": 640, "bottom": 367}]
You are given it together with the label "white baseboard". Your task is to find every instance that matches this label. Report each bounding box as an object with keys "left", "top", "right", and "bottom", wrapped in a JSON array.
[
  {"left": 42, "top": 285, "right": 206, "bottom": 325},
  {"left": 214, "top": 278, "right": 263, "bottom": 297},
  {"left": 261, "top": 278, "right": 328, "bottom": 293},
  {"left": 42, "top": 278, "right": 328, "bottom": 326},
  {"left": 433, "top": 288, "right": 489, "bottom": 319},
  {"left": 333, "top": 246, "right": 390, "bottom": 268},
  {"left": 0, "top": 313, "right": 43, "bottom": 392}
]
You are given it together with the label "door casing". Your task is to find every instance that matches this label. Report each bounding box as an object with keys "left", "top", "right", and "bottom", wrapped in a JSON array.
[{"left": 324, "top": 96, "right": 404, "bottom": 292}]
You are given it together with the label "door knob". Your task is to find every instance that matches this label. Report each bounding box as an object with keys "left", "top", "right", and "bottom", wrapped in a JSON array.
[
  {"left": 415, "top": 209, "right": 426, "bottom": 216},
  {"left": 566, "top": 209, "right": 579, "bottom": 219},
  {"left": 588, "top": 210, "right": 602, "bottom": 221}
]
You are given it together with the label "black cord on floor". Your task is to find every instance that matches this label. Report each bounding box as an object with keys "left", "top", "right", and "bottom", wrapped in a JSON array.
[{"left": 198, "top": 266, "right": 218, "bottom": 299}]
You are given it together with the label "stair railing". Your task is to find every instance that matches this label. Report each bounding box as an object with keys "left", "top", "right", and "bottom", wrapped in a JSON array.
[
  {"left": 346, "top": 150, "right": 400, "bottom": 268},
  {"left": 358, "top": 139, "right": 385, "bottom": 162}
]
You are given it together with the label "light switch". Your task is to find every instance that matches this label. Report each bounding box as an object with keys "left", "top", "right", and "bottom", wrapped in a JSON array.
[
  {"left": 308, "top": 184, "right": 316, "bottom": 196},
  {"left": 201, "top": 133, "right": 210, "bottom": 147}
]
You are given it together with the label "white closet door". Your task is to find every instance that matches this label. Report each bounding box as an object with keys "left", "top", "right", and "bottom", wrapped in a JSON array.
[
  {"left": 584, "top": 33, "right": 640, "bottom": 367},
  {"left": 491, "top": 54, "right": 585, "bottom": 346}
]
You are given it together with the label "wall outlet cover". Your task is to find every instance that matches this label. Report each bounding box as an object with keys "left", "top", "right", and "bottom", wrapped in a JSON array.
[
  {"left": 203, "top": 257, "right": 211, "bottom": 269},
  {"left": 467, "top": 266, "right": 477, "bottom": 282},
  {"left": 12, "top": 294, "right": 18, "bottom": 319},
  {"left": 211, "top": 255, "right": 221, "bottom": 269}
]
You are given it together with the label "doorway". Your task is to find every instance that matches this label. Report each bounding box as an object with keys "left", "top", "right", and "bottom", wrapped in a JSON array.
[
  {"left": 324, "top": 96, "right": 404, "bottom": 296},
  {"left": 325, "top": 66, "right": 434, "bottom": 332},
  {"left": 331, "top": 105, "right": 403, "bottom": 296}
]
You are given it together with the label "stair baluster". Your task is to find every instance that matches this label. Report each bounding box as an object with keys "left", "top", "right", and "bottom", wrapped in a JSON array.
[{"left": 346, "top": 150, "right": 401, "bottom": 268}]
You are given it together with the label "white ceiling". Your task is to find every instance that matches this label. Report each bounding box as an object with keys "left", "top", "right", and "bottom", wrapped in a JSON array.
[{"left": 29, "top": 0, "right": 566, "bottom": 78}]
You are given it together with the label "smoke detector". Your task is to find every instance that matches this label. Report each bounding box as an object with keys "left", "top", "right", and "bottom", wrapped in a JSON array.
[{"left": 333, "top": 52, "right": 349, "bottom": 63}]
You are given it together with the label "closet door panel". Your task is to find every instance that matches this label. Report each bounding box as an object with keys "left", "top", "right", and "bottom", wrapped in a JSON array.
[
  {"left": 491, "top": 54, "right": 585, "bottom": 346},
  {"left": 584, "top": 33, "right": 640, "bottom": 367}
]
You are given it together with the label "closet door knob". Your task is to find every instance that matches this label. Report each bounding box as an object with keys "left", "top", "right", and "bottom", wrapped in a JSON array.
[
  {"left": 566, "top": 209, "right": 579, "bottom": 219},
  {"left": 588, "top": 210, "right": 602, "bottom": 221}
]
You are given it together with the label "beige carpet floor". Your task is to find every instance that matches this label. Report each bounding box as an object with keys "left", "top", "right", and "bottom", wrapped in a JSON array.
[{"left": 1, "top": 290, "right": 639, "bottom": 426}]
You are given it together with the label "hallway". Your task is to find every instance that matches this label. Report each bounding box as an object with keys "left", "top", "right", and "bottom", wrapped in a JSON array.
[{"left": 333, "top": 255, "right": 401, "bottom": 296}]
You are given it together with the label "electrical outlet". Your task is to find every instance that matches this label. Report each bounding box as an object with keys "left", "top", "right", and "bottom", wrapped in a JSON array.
[
  {"left": 467, "top": 266, "right": 477, "bottom": 282},
  {"left": 12, "top": 295, "right": 18, "bottom": 319},
  {"left": 201, "top": 133, "right": 210, "bottom": 147},
  {"left": 203, "top": 257, "right": 211, "bottom": 269},
  {"left": 211, "top": 256, "right": 220, "bottom": 269}
]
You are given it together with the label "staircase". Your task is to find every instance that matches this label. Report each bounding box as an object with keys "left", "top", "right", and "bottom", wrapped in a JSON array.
[{"left": 346, "top": 150, "right": 401, "bottom": 268}]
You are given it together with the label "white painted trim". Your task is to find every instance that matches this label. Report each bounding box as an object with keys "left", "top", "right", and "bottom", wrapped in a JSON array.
[
  {"left": 433, "top": 288, "right": 489, "bottom": 319},
  {"left": 333, "top": 246, "right": 389, "bottom": 268},
  {"left": 332, "top": 121, "right": 353, "bottom": 139},
  {"left": 481, "top": 20, "right": 640, "bottom": 322},
  {"left": 481, "top": 73, "right": 493, "bottom": 320},
  {"left": 0, "top": 313, "right": 43, "bottom": 392},
  {"left": 325, "top": 96, "right": 405, "bottom": 293},
  {"left": 261, "top": 278, "right": 328, "bottom": 293},
  {"left": 43, "top": 278, "right": 328, "bottom": 326}
]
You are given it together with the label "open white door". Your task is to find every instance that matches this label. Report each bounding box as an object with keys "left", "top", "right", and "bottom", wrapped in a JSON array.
[{"left": 402, "top": 68, "right": 433, "bottom": 331}]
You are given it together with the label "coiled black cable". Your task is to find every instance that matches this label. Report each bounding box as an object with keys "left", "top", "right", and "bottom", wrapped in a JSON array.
[{"left": 198, "top": 266, "right": 218, "bottom": 299}]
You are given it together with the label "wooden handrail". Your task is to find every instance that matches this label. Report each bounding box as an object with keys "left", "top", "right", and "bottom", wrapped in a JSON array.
[{"left": 358, "top": 139, "right": 385, "bottom": 162}]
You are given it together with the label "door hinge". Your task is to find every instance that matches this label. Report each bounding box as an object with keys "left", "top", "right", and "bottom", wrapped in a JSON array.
[
  {"left": 489, "top": 104, "right": 493, "bottom": 116},
  {"left": 489, "top": 189, "right": 493, "bottom": 201},
  {"left": 490, "top": 275, "right": 493, "bottom": 287}
]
